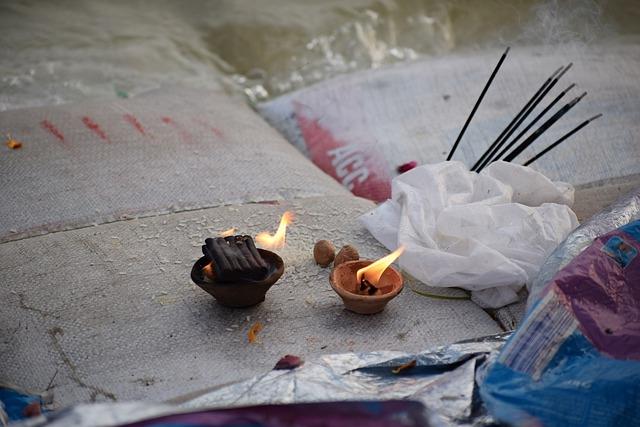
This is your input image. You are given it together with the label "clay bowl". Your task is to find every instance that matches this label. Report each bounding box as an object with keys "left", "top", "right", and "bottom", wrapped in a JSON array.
[
  {"left": 330, "top": 260, "right": 403, "bottom": 314},
  {"left": 190, "top": 250, "right": 284, "bottom": 308}
]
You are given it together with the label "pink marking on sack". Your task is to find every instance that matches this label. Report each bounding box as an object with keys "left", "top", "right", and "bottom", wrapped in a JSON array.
[
  {"left": 82, "top": 116, "right": 110, "bottom": 143},
  {"left": 211, "top": 127, "right": 224, "bottom": 138},
  {"left": 123, "top": 114, "right": 146, "bottom": 136},
  {"left": 293, "top": 102, "right": 391, "bottom": 202},
  {"left": 193, "top": 118, "right": 224, "bottom": 139},
  {"left": 40, "top": 120, "right": 66, "bottom": 144},
  {"left": 161, "top": 116, "right": 192, "bottom": 143}
]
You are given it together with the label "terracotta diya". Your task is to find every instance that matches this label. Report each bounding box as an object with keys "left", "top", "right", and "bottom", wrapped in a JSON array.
[
  {"left": 330, "top": 246, "right": 405, "bottom": 314},
  {"left": 191, "top": 212, "right": 292, "bottom": 307},
  {"left": 191, "top": 235, "right": 284, "bottom": 308}
]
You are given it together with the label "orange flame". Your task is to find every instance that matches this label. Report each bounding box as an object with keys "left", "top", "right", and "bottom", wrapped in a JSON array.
[
  {"left": 356, "top": 245, "right": 405, "bottom": 286},
  {"left": 202, "top": 262, "right": 214, "bottom": 279},
  {"left": 255, "top": 211, "right": 294, "bottom": 250},
  {"left": 219, "top": 227, "right": 236, "bottom": 237}
]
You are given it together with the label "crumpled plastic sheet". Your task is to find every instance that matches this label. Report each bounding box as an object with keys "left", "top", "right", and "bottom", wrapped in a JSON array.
[
  {"left": 14, "top": 402, "right": 179, "bottom": 427},
  {"left": 528, "top": 187, "right": 640, "bottom": 308},
  {"left": 360, "top": 161, "right": 578, "bottom": 309},
  {"left": 14, "top": 334, "right": 510, "bottom": 427},
  {"left": 179, "top": 333, "right": 511, "bottom": 427}
]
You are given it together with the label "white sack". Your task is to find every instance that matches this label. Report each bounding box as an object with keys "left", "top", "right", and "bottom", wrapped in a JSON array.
[
  {"left": 0, "top": 87, "right": 348, "bottom": 243},
  {"left": 259, "top": 43, "right": 640, "bottom": 202},
  {"left": 360, "top": 161, "right": 578, "bottom": 308}
]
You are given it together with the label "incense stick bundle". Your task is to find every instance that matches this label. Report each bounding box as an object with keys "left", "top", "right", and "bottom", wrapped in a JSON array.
[
  {"left": 503, "top": 92, "right": 587, "bottom": 162},
  {"left": 523, "top": 114, "right": 602, "bottom": 166},
  {"left": 472, "top": 65, "right": 570, "bottom": 171},
  {"left": 479, "top": 83, "right": 576, "bottom": 169},
  {"left": 443, "top": 48, "right": 601, "bottom": 174},
  {"left": 203, "top": 236, "right": 268, "bottom": 282}
]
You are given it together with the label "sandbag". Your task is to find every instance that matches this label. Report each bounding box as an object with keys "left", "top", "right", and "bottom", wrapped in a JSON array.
[
  {"left": 258, "top": 43, "right": 640, "bottom": 202},
  {"left": 0, "top": 87, "right": 347, "bottom": 243},
  {"left": 0, "top": 195, "right": 501, "bottom": 406}
]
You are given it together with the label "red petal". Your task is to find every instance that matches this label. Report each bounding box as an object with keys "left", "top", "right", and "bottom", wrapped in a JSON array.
[
  {"left": 397, "top": 161, "right": 418, "bottom": 174},
  {"left": 274, "top": 354, "right": 304, "bottom": 370}
]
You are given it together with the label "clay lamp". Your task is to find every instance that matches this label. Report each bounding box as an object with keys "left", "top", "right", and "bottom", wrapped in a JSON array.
[
  {"left": 330, "top": 246, "right": 405, "bottom": 314},
  {"left": 191, "top": 212, "right": 292, "bottom": 308}
]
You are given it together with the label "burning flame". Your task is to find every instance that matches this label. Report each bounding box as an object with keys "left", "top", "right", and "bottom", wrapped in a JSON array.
[
  {"left": 219, "top": 227, "right": 236, "bottom": 237},
  {"left": 356, "top": 245, "right": 405, "bottom": 286},
  {"left": 255, "top": 211, "right": 294, "bottom": 250},
  {"left": 202, "top": 262, "right": 214, "bottom": 279}
]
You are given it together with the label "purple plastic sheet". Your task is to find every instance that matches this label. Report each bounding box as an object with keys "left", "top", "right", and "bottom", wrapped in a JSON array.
[
  {"left": 529, "top": 188, "right": 640, "bottom": 308},
  {"left": 122, "top": 401, "right": 431, "bottom": 427},
  {"left": 480, "top": 219, "right": 640, "bottom": 426},
  {"left": 550, "top": 221, "right": 640, "bottom": 359}
]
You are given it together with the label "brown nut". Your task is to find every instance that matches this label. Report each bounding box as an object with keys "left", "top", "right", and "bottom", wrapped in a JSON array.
[
  {"left": 313, "top": 240, "right": 335, "bottom": 267},
  {"left": 334, "top": 245, "right": 359, "bottom": 267}
]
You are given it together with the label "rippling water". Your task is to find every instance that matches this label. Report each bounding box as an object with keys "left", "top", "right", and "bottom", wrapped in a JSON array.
[{"left": 1, "top": 0, "right": 638, "bottom": 110}]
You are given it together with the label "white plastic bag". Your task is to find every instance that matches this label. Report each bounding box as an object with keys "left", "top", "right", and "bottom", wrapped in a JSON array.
[{"left": 360, "top": 161, "right": 578, "bottom": 308}]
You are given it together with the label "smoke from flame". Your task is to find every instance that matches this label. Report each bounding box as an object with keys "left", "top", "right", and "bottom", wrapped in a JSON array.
[
  {"left": 255, "top": 211, "right": 294, "bottom": 250},
  {"left": 356, "top": 245, "right": 405, "bottom": 286}
]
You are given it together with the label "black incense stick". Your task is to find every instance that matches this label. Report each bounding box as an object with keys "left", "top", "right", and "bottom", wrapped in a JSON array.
[
  {"left": 483, "top": 83, "right": 576, "bottom": 167},
  {"left": 471, "top": 65, "right": 565, "bottom": 171},
  {"left": 446, "top": 47, "right": 509, "bottom": 161},
  {"left": 523, "top": 114, "right": 602, "bottom": 166},
  {"left": 474, "top": 64, "right": 573, "bottom": 171},
  {"left": 503, "top": 92, "right": 587, "bottom": 162}
]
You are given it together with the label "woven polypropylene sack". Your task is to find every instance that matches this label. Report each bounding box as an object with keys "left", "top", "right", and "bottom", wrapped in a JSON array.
[
  {"left": 259, "top": 43, "right": 640, "bottom": 202},
  {"left": 0, "top": 87, "right": 347, "bottom": 242}
]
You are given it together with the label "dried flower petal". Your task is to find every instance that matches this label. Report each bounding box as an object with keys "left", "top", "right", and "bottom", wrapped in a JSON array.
[
  {"left": 247, "top": 322, "right": 263, "bottom": 344},
  {"left": 391, "top": 359, "right": 417, "bottom": 374},
  {"left": 274, "top": 354, "right": 304, "bottom": 370},
  {"left": 22, "top": 401, "right": 41, "bottom": 417},
  {"left": 397, "top": 161, "right": 417, "bottom": 174},
  {"left": 6, "top": 138, "right": 22, "bottom": 149}
]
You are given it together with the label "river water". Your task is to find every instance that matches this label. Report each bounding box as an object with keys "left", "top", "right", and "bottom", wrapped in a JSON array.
[{"left": 1, "top": 0, "right": 638, "bottom": 111}]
